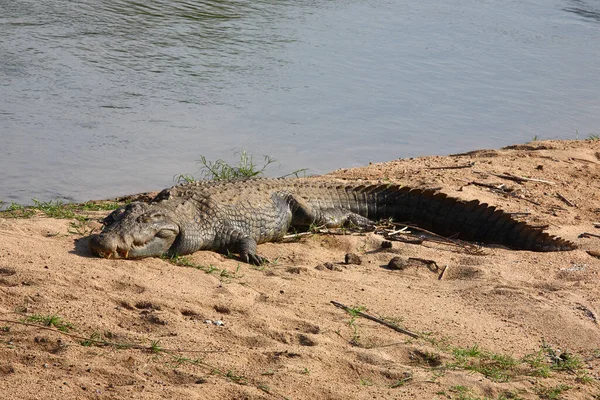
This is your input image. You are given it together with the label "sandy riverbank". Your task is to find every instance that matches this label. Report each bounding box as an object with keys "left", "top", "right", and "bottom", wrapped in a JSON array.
[{"left": 1, "top": 139, "right": 599, "bottom": 399}]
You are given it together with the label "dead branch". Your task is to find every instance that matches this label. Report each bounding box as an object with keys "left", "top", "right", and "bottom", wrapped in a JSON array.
[
  {"left": 587, "top": 250, "right": 600, "bottom": 259},
  {"left": 469, "top": 181, "right": 506, "bottom": 191},
  {"left": 427, "top": 162, "right": 475, "bottom": 170},
  {"left": 384, "top": 235, "right": 424, "bottom": 245},
  {"left": 388, "top": 222, "right": 481, "bottom": 253},
  {"left": 282, "top": 231, "right": 314, "bottom": 240},
  {"left": 438, "top": 265, "right": 449, "bottom": 280},
  {"left": 469, "top": 181, "right": 541, "bottom": 206},
  {"left": 556, "top": 192, "right": 575, "bottom": 207},
  {"left": 489, "top": 173, "right": 555, "bottom": 185},
  {"left": 569, "top": 157, "right": 598, "bottom": 164},
  {"left": 330, "top": 301, "right": 419, "bottom": 339},
  {"left": 580, "top": 232, "right": 600, "bottom": 239}
]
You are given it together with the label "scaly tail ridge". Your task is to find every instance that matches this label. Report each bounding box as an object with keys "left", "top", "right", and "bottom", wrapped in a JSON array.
[{"left": 353, "top": 185, "right": 577, "bottom": 252}]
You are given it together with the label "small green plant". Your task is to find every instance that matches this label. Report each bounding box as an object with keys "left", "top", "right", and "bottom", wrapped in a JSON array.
[
  {"left": 1, "top": 198, "right": 121, "bottom": 227},
  {"left": 224, "top": 370, "right": 248, "bottom": 385},
  {"left": 359, "top": 378, "right": 374, "bottom": 386},
  {"left": 532, "top": 135, "right": 539, "bottom": 141},
  {"left": 344, "top": 305, "right": 366, "bottom": 346},
  {"left": 258, "top": 384, "right": 271, "bottom": 393},
  {"left": 521, "top": 350, "right": 551, "bottom": 378},
  {"left": 1, "top": 202, "right": 36, "bottom": 218},
  {"left": 447, "top": 345, "right": 519, "bottom": 382},
  {"left": 149, "top": 340, "right": 162, "bottom": 354},
  {"left": 535, "top": 384, "right": 571, "bottom": 400},
  {"left": 80, "top": 332, "right": 105, "bottom": 347},
  {"left": 31, "top": 199, "right": 76, "bottom": 219},
  {"left": 575, "top": 372, "right": 594, "bottom": 384},
  {"left": 25, "top": 314, "right": 74, "bottom": 332},
  {"left": 167, "top": 255, "right": 244, "bottom": 283},
  {"left": 168, "top": 355, "right": 203, "bottom": 368},
  {"left": 219, "top": 265, "right": 244, "bottom": 282},
  {"left": 452, "top": 344, "right": 482, "bottom": 361},
  {"left": 588, "top": 134, "right": 600, "bottom": 141},
  {"left": 390, "top": 373, "right": 412, "bottom": 388},
  {"left": 68, "top": 214, "right": 97, "bottom": 235},
  {"left": 261, "top": 370, "right": 275, "bottom": 376},
  {"left": 449, "top": 385, "right": 473, "bottom": 399},
  {"left": 542, "top": 343, "right": 582, "bottom": 373},
  {"left": 167, "top": 255, "right": 216, "bottom": 274},
  {"left": 174, "top": 173, "right": 196, "bottom": 184},
  {"left": 176, "top": 151, "right": 277, "bottom": 183}
]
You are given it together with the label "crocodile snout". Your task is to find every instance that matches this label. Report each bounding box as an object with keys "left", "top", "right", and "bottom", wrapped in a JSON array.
[{"left": 89, "top": 234, "right": 127, "bottom": 258}]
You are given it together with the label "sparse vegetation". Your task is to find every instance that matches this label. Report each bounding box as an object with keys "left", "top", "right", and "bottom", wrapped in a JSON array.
[
  {"left": 0, "top": 198, "right": 121, "bottom": 219},
  {"left": 149, "top": 340, "right": 163, "bottom": 354},
  {"left": 436, "top": 385, "right": 525, "bottom": 400},
  {"left": 359, "top": 377, "right": 374, "bottom": 386},
  {"left": 535, "top": 384, "right": 571, "bottom": 400},
  {"left": 542, "top": 342, "right": 583, "bottom": 373},
  {"left": 175, "top": 150, "right": 277, "bottom": 183},
  {"left": 25, "top": 314, "right": 74, "bottom": 332},
  {"left": 174, "top": 150, "right": 308, "bottom": 183},
  {"left": 166, "top": 255, "right": 244, "bottom": 282},
  {"left": 344, "top": 305, "right": 367, "bottom": 346},
  {"left": 444, "top": 343, "right": 566, "bottom": 382},
  {"left": 80, "top": 331, "right": 105, "bottom": 347},
  {"left": 0, "top": 198, "right": 122, "bottom": 237},
  {"left": 223, "top": 370, "right": 248, "bottom": 385},
  {"left": 390, "top": 373, "right": 412, "bottom": 388}
]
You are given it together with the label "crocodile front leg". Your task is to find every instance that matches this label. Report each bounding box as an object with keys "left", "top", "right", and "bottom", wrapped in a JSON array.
[{"left": 222, "top": 230, "right": 266, "bottom": 265}]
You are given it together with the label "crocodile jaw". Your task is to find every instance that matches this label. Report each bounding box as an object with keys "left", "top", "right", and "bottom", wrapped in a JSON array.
[{"left": 89, "top": 202, "right": 179, "bottom": 259}]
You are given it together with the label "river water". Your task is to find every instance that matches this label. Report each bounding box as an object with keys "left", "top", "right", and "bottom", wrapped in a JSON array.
[{"left": 1, "top": 0, "right": 600, "bottom": 205}]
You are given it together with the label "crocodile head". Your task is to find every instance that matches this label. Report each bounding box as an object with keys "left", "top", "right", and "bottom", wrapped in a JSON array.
[{"left": 89, "top": 202, "right": 180, "bottom": 259}]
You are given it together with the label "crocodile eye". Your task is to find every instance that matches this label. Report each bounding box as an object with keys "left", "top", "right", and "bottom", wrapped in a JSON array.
[{"left": 139, "top": 212, "right": 165, "bottom": 223}]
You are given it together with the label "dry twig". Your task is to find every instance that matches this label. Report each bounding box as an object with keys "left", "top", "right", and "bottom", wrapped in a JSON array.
[
  {"left": 556, "top": 192, "right": 575, "bottom": 207},
  {"left": 580, "top": 232, "right": 600, "bottom": 239},
  {"left": 388, "top": 222, "right": 481, "bottom": 253},
  {"left": 427, "top": 162, "right": 475, "bottom": 170},
  {"left": 438, "top": 265, "right": 449, "bottom": 280},
  {"left": 489, "top": 173, "right": 555, "bottom": 185},
  {"left": 330, "top": 301, "right": 419, "bottom": 339},
  {"left": 469, "top": 181, "right": 542, "bottom": 206}
]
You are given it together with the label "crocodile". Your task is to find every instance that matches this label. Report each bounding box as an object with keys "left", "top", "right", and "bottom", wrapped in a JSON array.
[{"left": 89, "top": 178, "right": 576, "bottom": 263}]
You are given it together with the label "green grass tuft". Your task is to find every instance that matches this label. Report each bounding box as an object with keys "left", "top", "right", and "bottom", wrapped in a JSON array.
[
  {"left": 25, "top": 314, "right": 74, "bottom": 332},
  {"left": 175, "top": 150, "right": 276, "bottom": 183},
  {"left": 174, "top": 150, "right": 308, "bottom": 183},
  {"left": 535, "top": 384, "right": 571, "bottom": 400}
]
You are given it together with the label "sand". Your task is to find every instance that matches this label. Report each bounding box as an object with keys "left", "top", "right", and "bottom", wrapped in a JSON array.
[{"left": 1, "top": 139, "right": 599, "bottom": 399}]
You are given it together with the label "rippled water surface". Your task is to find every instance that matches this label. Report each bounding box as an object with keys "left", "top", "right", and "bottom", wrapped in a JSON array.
[{"left": 1, "top": 0, "right": 600, "bottom": 204}]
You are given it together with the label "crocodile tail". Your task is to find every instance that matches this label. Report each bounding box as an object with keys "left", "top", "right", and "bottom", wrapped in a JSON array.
[{"left": 355, "top": 185, "right": 575, "bottom": 252}]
